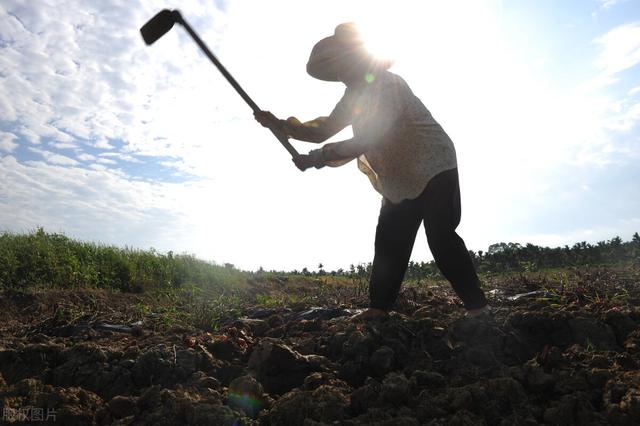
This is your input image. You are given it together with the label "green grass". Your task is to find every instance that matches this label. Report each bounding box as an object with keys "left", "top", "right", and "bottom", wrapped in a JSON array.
[{"left": 0, "top": 228, "right": 247, "bottom": 293}]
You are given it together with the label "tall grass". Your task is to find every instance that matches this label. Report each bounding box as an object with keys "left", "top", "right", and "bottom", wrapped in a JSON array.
[{"left": 0, "top": 228, "right": 247, "bottom": 292}]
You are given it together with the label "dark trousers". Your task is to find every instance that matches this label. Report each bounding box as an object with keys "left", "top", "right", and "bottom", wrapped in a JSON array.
[{"left": 369, "top": 168, "right": 487, "bottom": 311}]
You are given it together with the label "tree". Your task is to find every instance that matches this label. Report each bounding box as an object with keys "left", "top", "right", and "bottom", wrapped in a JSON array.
[
  {"left": 488, "top": 242, "right": 508, "bottom": 255},
  {"left": 349, "top": 264, "right": 356, "bottom": 276}
]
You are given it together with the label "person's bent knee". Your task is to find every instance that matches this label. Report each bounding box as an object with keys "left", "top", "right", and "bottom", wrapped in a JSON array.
[{"left": 426, "top": 232, "right": 457, "bottom": 255}]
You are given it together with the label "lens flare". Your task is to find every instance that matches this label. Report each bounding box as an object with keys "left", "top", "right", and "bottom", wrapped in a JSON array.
[{"left": 228, "top": 392, "right": 263, "bottom": 417}]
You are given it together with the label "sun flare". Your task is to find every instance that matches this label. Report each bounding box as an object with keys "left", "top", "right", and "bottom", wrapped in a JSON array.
[
  {"left": 357, "top": 20, "right": 398, "bottom": 61},
  {"left": 349, "top": 2, "right": 427, "bottom": 64}
]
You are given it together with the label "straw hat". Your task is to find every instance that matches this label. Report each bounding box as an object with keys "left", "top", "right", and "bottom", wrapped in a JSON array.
[{"left": 306, "top": 23, "right": 393, "bottom": 82}]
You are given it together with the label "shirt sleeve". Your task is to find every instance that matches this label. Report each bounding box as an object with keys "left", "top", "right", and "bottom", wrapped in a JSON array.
[
  {"left": 284, "top": 89, "right": 353, "bottom": 142},
  {"left": 325, "top": 88, "right": 355, "bottom": 131}
]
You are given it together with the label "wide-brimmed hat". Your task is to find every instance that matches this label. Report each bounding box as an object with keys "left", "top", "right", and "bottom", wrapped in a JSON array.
[{"left": 307, "top": 23, "right": 393, "bottom": 82}]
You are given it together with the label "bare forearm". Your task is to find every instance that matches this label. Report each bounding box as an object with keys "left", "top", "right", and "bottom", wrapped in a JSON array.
[
  {"left": 283, "top": 123, "right": 326, "bottom": 143},
  {"left": 282, "top": 116, "right": 339, "bottom": 143},
  {"left": 298, "top": 137, "right": 367, "bottom": 171},
  {"left": 322, "top": 138, "right": 368, "bottom": 162}
]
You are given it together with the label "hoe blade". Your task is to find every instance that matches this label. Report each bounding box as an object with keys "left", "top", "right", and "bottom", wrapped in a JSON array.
[{"left": 140, "top": 9, "right": 178, "bottom": 45}]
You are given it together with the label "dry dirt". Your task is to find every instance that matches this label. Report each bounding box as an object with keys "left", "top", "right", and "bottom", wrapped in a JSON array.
[{"left": 1, "top": 266, "right": 639, "bottom": 425}]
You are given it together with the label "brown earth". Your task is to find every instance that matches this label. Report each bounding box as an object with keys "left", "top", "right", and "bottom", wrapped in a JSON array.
[{"left": 0, "top": 266, "right": 639, "bottom": 425}]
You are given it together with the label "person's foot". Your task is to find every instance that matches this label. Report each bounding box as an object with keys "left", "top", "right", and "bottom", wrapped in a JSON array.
[
  {"left": 351, "top": 308, "right": 389, "bottom": 322},
  {"left": 466, "top": 305, "right": 490, "bottom": 318}
]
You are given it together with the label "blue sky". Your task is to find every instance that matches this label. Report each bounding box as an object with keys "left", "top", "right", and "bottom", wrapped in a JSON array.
[{"left": 0, "top": 0, "right": 638, "bottom": 271}]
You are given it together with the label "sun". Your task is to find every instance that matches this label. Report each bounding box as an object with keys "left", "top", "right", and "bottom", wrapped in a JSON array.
[
  {"left": 349, "top": 2, "right": 423, "bottom": 64},
  {"left": 357, "top": 20, "right": 398, "bottom": 62}
]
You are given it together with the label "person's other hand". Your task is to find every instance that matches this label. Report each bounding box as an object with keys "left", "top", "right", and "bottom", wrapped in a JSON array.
[
  {"left": 254, "top": 110, "right": 281, "bottom": 129},
  {"left": 292, "top": 154, "right": 314, "bottom": 171},
  {"left": 293, "top": 149, "right": 325, "bottom": 171}
]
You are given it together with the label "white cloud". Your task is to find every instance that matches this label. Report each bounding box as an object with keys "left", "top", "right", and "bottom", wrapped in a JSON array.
[
  {"left": 18, "top": 126, "right": 40, "bottom": 144},
  {"left": 598, "top": 0, "right": 630, "bottom": 10},
  {"left": 76, "top": 153, "right": 96, "bottom": 162},
  {"left": 600, "top": 0, "right": 617, "bottom": 9},
  {"left": 582, "top": 22, "right": 640, "bottom": 158},
  {"left": 88, "top": 163, "right": 107, "bottom": 171},
  {"left": 0, "top": 131, "right": 18, "bottom": 152},
  {"left": 93, "top": 139, "right": 115, "bottom": 150},
  {"left": 159, "top": 159, "right": 194, "bottom": 174},
  {"left": 28, "top": 147, "right": 79, "bottom": 166},
  {"left": 50, "top": 141, "right": 78, "bottom": 150},
  {"left": 606, "top": 102, "right": 640, "bottom": 132},
  {"left": 96, "top": 157, "right": 117, "bottom": 165},
  {"left": 594, "top": 22, "right": 640, "bottom": 78},
  {"left": 100, "top": 152, "right": 142, "bottom": 163}
]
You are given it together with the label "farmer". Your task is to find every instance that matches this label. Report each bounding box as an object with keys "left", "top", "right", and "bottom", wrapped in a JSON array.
[{"left": 255, "top": 23, "right": 488, "bottom": 320}]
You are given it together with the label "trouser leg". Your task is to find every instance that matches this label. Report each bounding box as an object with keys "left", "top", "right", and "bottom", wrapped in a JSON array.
[
  {"left": 369, "top": 198, "right": 422, "bottom": 310},
  {"left": 421, "top": 169, "right": 487, "bottom": 310}
]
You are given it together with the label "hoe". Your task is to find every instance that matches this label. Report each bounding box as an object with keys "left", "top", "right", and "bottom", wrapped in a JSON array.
[{"left": 140, "top": 9, "right": 299, "bottom": 158}]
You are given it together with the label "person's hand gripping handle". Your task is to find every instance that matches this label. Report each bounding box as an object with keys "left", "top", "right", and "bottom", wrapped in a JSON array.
[
  {"left": 254, "top": 110, "right": 283, "bottom": 133},
  {"left": 254, "top": 111, "right": 311, "bottom": 168}
]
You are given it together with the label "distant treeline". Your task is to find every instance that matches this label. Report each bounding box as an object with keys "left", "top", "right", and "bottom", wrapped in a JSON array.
[
  {"left": 281, "top": 233, "right": 640, "bottom": 279},
  {"left": 0, "top": 228, "right": 246, "bottom": 291},
  {"left": 469, "top": 234, "right": 639, "bottom": 273}
]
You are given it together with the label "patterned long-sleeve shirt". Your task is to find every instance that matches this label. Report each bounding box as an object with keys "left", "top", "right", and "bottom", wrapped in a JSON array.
[
  {"left": 285, "top": 71, "right": 458, "bottom": 203},
  {"left": 321, "top": 71, "right": 458, "bottom": 203}
]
